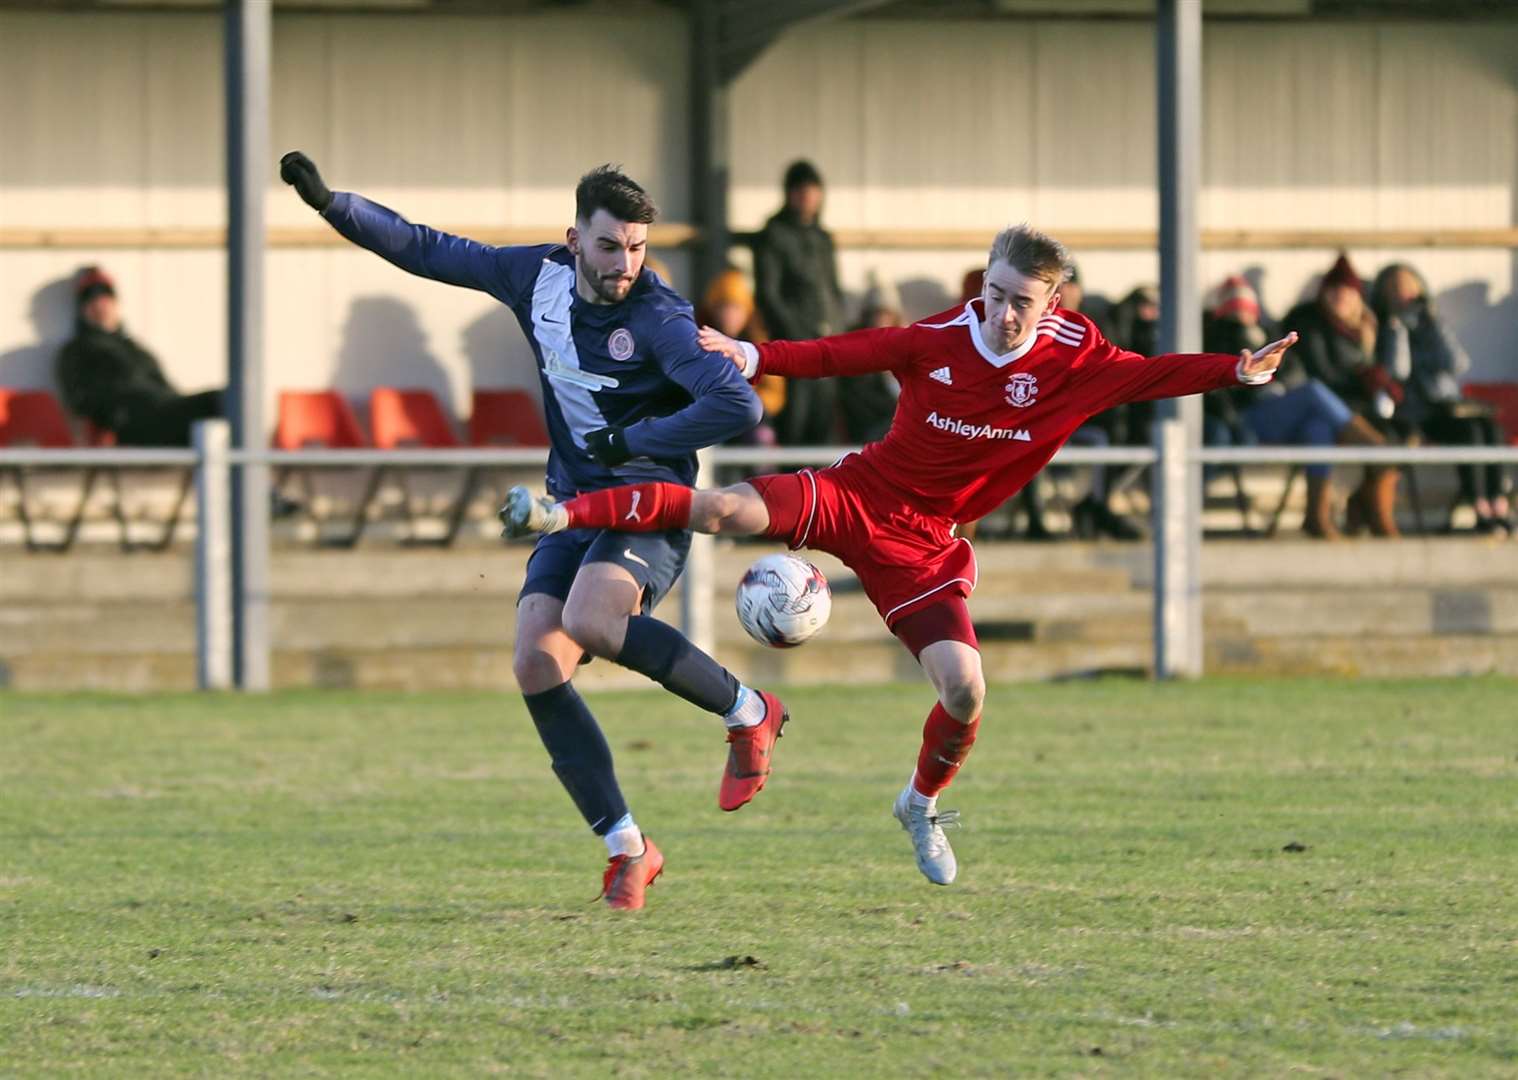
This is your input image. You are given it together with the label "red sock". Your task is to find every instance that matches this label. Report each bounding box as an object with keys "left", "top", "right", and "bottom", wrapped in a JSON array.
[
  {"left": 563, "top": 483, "right": 693, "bottom": 532},
  {"left": 912, "top": 702, "right": 980, "bottom": 797}
]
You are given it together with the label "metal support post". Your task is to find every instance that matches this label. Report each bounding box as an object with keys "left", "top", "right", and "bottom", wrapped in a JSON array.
[
  {"left": 226, "top": 0, "right": 271, "bottom": 689},
  {"left": 194, "top": 420, "right": 233, "bottom": 690},
  {"left": 681, "top": 446, "right": 717, "bottom": 658},
  {"left": 1152, "top": 0, "right": 1204, "bottom": 678}
]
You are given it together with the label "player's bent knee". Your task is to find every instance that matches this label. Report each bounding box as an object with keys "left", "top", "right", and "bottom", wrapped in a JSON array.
[
  {"left": 940, "top": 676, "right": 986, "bottom": 722},
  {"left": 560, "top": 608, "right": 623, "bottom": 659},
  {"left": 513, "top": 650, "right": 569, "bottom": 695}
]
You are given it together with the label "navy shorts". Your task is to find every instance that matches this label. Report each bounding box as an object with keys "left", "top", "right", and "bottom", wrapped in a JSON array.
[{"left": 518, "top": 526, "right": 691, "bottom": 615}]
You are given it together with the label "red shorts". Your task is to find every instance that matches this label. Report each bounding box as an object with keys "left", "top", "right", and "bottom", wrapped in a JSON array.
[{"left": 747, "top": 455, "right": 978, "bottom": 631}]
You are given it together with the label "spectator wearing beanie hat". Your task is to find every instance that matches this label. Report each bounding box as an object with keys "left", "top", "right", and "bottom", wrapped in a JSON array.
[
  {"left": 1205, "top": 273, "right": 1386, "bottom": 539},
  {"left": 54, "top": 265, "right": 224, "bottom": 447},
  {"left": 1282, "top": 254, "right": 1401, "bottom": 536}
]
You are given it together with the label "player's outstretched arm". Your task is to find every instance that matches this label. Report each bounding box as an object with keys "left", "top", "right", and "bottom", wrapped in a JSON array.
[
  {"left": 1080, "top": 320, "right": 1295, "bottom": 408},
  {"left": 280, "top": 149, "right": 522, "bottom": 301},
  {"left": 696, "top": 324, "right": 909, "bottom": 381}
]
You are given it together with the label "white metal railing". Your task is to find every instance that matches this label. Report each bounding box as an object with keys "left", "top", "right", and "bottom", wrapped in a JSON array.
[{"left": 7, "top": 427, "right": 1518, "bottom": 690}]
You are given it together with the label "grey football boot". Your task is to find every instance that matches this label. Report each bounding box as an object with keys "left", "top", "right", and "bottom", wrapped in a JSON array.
[
  {"left": 499, "top": 485, "right": 567, "bottom": 539},
  {"left": 892, "top": 787, "right": 960, "bottom": 885}
]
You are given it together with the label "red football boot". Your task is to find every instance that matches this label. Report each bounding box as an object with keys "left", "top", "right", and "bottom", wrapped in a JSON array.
[
  {"left": 719, "top": 691, "right": 789, "bottom": 812},
  {"left": 600, "top": 834, "right": 664, "bottom": 911}
]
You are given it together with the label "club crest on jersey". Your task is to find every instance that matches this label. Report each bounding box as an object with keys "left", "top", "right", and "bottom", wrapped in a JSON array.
[
  {"left": 1004, "top": 372, "right": 1038, "bottom": 407},
  {"left": 608, "top": 328, "right": 636, "bottom": 361}
]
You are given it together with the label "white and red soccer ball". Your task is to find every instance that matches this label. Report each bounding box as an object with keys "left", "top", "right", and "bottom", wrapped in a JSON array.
[{"left": 735, "top": 553, "right": 832, "bottom": 648}]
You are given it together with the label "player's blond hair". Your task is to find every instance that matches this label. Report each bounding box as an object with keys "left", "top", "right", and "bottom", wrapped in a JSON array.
[{"left": 986, "top": 225, "right": 1068, "bottom": 287}]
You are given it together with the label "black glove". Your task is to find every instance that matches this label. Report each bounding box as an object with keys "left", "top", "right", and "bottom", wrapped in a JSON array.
[
  {"left": 280, "top": 150, "right": 333, "bottom": 212},
  {"left": 585, "top": 427, "right": 632, "bottom": 467}
]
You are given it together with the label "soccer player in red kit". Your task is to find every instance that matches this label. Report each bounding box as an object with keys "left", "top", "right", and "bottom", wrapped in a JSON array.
[{"left": 502, "top": 224, "right": 1294, "bottom": 885}]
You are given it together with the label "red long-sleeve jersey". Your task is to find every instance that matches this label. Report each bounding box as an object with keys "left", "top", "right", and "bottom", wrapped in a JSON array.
[{"left": 756, "top": 300, "right": 1247, "bottom": 524}]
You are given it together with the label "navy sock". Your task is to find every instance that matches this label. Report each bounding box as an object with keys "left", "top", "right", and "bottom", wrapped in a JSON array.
[
  {"left": 523, "top": 682, "right": 628, "bottom": 836},
  {"left": 615, "top": 614, "right": 741, "bottom": 716}
]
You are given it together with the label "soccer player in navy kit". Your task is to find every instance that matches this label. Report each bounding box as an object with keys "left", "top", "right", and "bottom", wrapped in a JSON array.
[{"left": 281, "top": 153, "right": 789, "bottom": 910}]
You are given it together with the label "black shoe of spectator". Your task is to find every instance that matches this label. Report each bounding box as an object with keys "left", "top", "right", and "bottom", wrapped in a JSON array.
[
  {"left": 270, "top": 491, "right": 303, "bottom": 520},
  {"left": 1072, "top": 496, "right": 1144, "bottom": 542}
]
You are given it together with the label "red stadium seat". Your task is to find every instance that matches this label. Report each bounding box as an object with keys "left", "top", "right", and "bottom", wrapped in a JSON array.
[
  {"left": 369, "top": 387, "right": 462, "bottom": 449},
  {"left": 0, "top": 388, "right": 104, "bottom": 551},
  {"left": 273, "top": 391, "right": 375, "bottom": 546},
  {"left": 1462, "top": 383, "right": 1518, "bottom": 445},
  {"left": 275, "top": 390, "right": 369, "bottom": 449},
  {"left": 0, "top": 388, "right": 76, "bottom": 448},
  {"left": 367, "top": 388, "right": 474, "bottom": 545},
  {"left": 469, "top": 388, "right": 549, "bottom": 447}
]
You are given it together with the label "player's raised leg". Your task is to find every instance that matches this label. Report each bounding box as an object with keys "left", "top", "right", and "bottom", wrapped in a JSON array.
[
  {"left": 513, "top": 591, "right": 661, "bottom": 910},
  {"left": 890, "top": 600, "right": 986, "bottom": 885},
  {"left": 561, "top": 551, "right": 787, "bottom": 812},
  {"left": 501, "top": 481, "right": 771, "bottom": 538}
]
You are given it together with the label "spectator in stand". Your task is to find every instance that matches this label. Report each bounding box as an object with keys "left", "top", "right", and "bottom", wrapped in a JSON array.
[
  {"left": 1059, "top": 266, "right": 1142, "bottom": 539},
  {"left": 1282, "top": 254, "right": 1401, "bottom": 536},
  {"left": 1203, "top": 275, "right": 1387, "bottom": 538},
  {"left": 55, "top": 266, "right": 223, "bottom": 446},
  {"left": 1372, "top": 263, "right": 1511, "bottom": 534},
  {"left": 696, "top": 268, "right": 783, "bottom": 447},
  {"left": 839, "top": 271, "right": 903, "bottom": 445},
  {"left": 753, "top": 159, "right": 844, "bottom": 445}
]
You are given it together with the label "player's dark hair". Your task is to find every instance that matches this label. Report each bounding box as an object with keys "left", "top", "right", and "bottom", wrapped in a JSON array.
[
  {"left": 575, "top": 164, "right": 658, "bottom": 226},
  {"left": 783, "top": 159, "right": 823, "bottom": 192},
  {"left": 987, "top": 224, "right": 1068, "bottom": 287}
]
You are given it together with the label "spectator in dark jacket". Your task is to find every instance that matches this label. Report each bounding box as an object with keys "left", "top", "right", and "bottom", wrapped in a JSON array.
[
  {"left": 752, "top": 159, "right": 843, "bottom": 445},
  {"left": 1282, "top": 255, "right": 1400, "bottom": 536},
  {"left": 54, "top": 266, "right": 223, "bottom": 446},
  {"left": 1372, "top": 262, "right": 1511, "bottom": 533},
  {"left": 1203, "top": 275, "right": 1386, "bottom": 538}
]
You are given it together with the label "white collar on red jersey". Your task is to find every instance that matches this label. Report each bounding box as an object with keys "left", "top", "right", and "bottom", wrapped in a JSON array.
[{"left": 946, "top": 299, "right": 1042, "bottom": 368}]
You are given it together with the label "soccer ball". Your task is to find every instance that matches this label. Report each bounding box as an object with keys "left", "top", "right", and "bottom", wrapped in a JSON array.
[{"left": 735, "top": 553, "right": 832, "bottom": 648}]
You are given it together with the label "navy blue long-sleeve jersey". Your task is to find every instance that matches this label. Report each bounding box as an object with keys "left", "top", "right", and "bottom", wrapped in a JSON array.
[{"left": 322, "top": 191, "right": 762, "bottom": 497}]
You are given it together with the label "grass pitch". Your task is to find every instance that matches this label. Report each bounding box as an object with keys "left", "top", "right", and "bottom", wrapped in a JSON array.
[{"left": 3, "top": 678, "right": 1516, "bottom": 1077}]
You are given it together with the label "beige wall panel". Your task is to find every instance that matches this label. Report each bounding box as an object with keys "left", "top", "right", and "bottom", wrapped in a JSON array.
[
  {"left": 1202, "top": 22, "right": 1383, "bottom": 229},
  {"left": 1371, "top": 24, "right": 1518, "bottom": 228},
  {"left": 853, "top": 23, "right": 1037, "bottom": 228},
  {"left": 727, "top": 21, "right": 868, "bottom": 229},
  {"left": 1032, "top": 22, "right": 1157, "bottom": 229},
  {"left": 0, "top": 13, "right": 152, "bottom": 227},
  {"left": 143, "top": 15, "right": 225, "bottom": 229}
]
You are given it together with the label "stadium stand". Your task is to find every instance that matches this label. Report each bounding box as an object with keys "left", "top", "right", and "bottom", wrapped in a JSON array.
[
  {"left": 1462, "top": 383, "right": 1518, "bottom": 446},
  {"left": 0, "top": 388, "right": 190, "bottom": 552},
  {"left": 368, "top": 387, "right": 471, "bottom": 546},
  {"left": 274, "top": 390, "right": 379, "bottom": 547},
  {"left": 468, "top": 389, "right": 549, "bottom": 447}
]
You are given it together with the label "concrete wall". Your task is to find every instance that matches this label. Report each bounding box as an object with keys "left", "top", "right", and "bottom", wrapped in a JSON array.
[{"left": 2, "top": 9, "right": 1515, "bottom": 431}]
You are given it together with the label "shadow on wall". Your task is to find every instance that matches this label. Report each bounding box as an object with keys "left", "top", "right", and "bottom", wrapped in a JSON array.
[
  {"left": 1439, "top": 272, "right": 1518, "bottom": 381},
  {"left": 0, "top": 275, "right": 77, "bottom": 390},
  {"left": 332, "top": 295, "right": 454, "bottom": 416},
  {"left": 461, "top": 305, "right": 542, "bottom": 407},
  {"left": 896, "top": 277, "right": 955, "bottom": 322}
]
